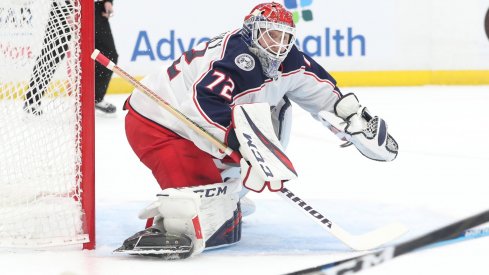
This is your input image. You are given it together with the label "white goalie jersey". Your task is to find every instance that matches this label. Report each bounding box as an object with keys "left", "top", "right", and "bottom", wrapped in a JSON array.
[{"left": 127, "top": 29, "right": 342, "bottom": 158}]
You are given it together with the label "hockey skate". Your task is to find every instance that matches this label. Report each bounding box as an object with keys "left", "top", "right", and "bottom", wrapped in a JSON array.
[
  {"left": 114, "top": 227, "right": 193, "bottom": 260},
  {"left": 95, "top": 100, "right": 117, "bottom": 116}
]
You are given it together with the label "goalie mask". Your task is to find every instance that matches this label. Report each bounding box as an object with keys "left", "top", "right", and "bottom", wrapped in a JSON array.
[{"left": 242, "top": 2, "right": 296, "bottom": 79}]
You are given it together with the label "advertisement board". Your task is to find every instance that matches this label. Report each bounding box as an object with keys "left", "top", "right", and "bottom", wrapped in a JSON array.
[{"left": 108, "top": 0, "right": 489, "bottom": 90}]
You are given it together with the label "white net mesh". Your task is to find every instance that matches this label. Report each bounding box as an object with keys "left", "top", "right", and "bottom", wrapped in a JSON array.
[{"left": 0, "top": 0, "right": 89, "bottom": 247}]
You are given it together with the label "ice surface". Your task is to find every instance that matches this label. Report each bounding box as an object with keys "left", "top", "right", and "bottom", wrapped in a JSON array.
[{"left": 2, "top": 86, "right": 488, "bottom": 275}]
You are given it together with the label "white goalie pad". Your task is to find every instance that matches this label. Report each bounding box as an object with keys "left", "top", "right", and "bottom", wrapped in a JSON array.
[
  {"left": 138, "top": 188, "right": 205, "bottom": 256},
  {"left": 232, "top": 103, "right": 298, "bottom": 191},
  {"left": 318, "top": 93, "right": 398, "bottom": 162},
  {"left": 138, "top": 181, "right": 242, "bottom": 256}
]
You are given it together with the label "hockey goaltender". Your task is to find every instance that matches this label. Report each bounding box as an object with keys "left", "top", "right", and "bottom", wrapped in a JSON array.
[{"left": 114, "top": 2, "right": 398, "bottom": 259}]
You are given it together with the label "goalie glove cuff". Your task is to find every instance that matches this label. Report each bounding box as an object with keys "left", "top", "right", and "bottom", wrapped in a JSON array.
[{"left": 334, "top": 93, "right": 361, "bottom": 119}]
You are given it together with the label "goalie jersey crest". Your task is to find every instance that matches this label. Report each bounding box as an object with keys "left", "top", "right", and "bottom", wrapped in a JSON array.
[{"left": 234, "top": 53, "right": 255, "bottom": 71}]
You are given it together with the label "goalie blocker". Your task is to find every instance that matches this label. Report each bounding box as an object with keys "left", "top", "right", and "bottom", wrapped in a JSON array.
[{"left": 228, "top": 103, "right": 298, "bottom": 192}]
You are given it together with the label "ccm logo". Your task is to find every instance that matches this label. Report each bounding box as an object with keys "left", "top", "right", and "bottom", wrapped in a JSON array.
[
  {"left": 242, "top": 133, "right": 274, "bottom": 177},
  {"left": 193, "top": 186, "right": 227, "bottom": 198},
  {"left": 332, "top": 248, "right": 395, "bottom": 273}
]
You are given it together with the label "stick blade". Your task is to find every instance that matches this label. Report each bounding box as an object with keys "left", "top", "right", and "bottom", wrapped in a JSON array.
[{"left": 346, "top": 222, "right": 408, "bottom": 251}]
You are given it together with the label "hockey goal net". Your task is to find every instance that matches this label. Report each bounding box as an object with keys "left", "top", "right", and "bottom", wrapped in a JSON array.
[{"left": 0, "top": 0, "right": 94, "bottom": 249}]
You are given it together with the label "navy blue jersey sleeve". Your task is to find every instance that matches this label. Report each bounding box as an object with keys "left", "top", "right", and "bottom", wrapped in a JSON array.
[{"left": 194, "top": 69, "right": 234, "bottom": 128}]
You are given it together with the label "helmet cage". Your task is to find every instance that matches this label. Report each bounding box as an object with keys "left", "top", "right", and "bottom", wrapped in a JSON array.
[
  {"left": 251, "top": 19, "right": 296, "bottom": 62},
  {"left": 242, "top": 15, "right": 296, "bottom": 78}
]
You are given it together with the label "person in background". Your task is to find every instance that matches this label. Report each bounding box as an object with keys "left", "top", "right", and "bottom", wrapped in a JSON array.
[
  {"left": 24, "top": 0, "right": 72, "bottom": 116},
  {"left": 94, "top": 0, "right": 118, "bottom": 114},
  {"left": 24, "top": 0, "right": 118, "bottom": 116}
]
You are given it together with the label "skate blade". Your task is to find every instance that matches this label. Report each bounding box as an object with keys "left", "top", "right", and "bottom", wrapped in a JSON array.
[{"left": 113, "top": 245, "right": 192, "bottom": 260}]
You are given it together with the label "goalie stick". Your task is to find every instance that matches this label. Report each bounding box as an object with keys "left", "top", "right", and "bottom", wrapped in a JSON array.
[
  {"left": 279, "top": 188, "right": 407, "bottom": 251},
  {"left": 91, "top": 49, "right": 407, "bottom": 251},
  {"left": 285, "top": 209, "right": 489, "bottom": 275}
]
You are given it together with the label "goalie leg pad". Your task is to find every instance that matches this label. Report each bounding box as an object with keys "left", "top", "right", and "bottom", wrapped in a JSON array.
[
  {"left": 136, "top": 188, "right": 204, "bottom": 257},
  {"left": 193, "top": 180, "right": 242, "bottom": 249},
  {"left": 216, "top": 163, "right": 256, "bottom": 217},
  {"left": 137, "top": 181, "right": 243, "bottom": 256}
]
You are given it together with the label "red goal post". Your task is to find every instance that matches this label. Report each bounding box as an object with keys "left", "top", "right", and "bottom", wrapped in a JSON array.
[
  {"left": 0, "top": 0, "right": 95, "bottom": 249},
  {"left": 80, "top": 0, "right": 95, "bottom": 251}
]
